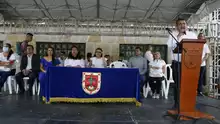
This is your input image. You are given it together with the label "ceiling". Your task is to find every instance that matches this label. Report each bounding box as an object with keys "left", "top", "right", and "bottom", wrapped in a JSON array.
[{"left": 0, "top": 0, "right": 209, "bottom": 23}]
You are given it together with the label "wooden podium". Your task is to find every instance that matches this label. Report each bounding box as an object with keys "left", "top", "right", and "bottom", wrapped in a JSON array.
[{"left": 167, "top": 39, "right": 215, "bottom": 120}]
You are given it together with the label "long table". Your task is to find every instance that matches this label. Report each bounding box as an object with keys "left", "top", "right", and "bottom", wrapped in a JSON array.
[{"left": 42, "top": 67, "right": 141, "bottom": 106}]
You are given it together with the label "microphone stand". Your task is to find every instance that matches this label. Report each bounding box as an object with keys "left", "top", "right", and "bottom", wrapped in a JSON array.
[{"left": 166, "top": 29, "right": 181, "bottom": 119}]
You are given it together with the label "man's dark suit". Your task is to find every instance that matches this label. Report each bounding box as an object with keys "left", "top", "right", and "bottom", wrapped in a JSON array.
[{"left": 16, "top": 54, "right": 40, "bottom": 94}]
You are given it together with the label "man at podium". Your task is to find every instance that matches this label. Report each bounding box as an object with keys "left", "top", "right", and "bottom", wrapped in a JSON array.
[{"left": 167, "top": 18, "right": 197, "bottom": 109}]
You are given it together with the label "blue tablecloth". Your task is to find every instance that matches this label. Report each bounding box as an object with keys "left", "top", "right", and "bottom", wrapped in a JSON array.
[{"left": 43, "top": 67, "right": 141, "bottom": 106}]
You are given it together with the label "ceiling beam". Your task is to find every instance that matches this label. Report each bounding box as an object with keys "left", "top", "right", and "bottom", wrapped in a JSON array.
[
  {"left": 172, "top": 0, "right": 197, "bottom": 20},
  {"left": 142, "top": 0, "right": 156, "bottom": 21},
  {"left": 77, "top": 0, "right": 83, "bottom": 19},
  {"left": 64, "top": 0, "right": 76, "bottom": 18},
  {"left": 148, "top": 0, "right": 163, "bottom": 18},
  {"left": 32, "top": 0, "right": 48, "bottom": 19},
  {"left": 97, "top": 0, "right": 100, "bottom": 18},
  {"left": 112, "top": 0, "right": 118, "bottom": 21},
  {"left": 123, "top": 0, "right": 131, "bottom": 19},
  {"left": 40, "top": 0, "right": 54, "bottom": 19},
  {"left": 3, "top": 0, "right": 26, "bottom": 22}
]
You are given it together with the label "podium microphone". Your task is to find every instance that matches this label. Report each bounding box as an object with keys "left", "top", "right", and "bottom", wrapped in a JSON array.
[{"left": 165, "top": 28, "right": 172, "bottom": 32}]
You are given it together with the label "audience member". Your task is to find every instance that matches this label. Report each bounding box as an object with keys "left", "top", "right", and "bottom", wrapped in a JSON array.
[
  {"left": 148, "top": 52, "right": 166, "bottom": 99},
  {"left": 144, "top": 45, "right": 154, "bottom": 85},
  {"left": 145, "top": 45, "right": 153, "bottom": 63},
  {"left": 0, "top": 43, "right": 16, "bottom": 93},
  {"left": 15, "top": 45, "right": 40, "bottom": 95},
  {"left": 104, "top": 55, "right": 111, "bottom": 66},
  {"left": 58, "top": 51, "right": 66, "bottom": 66},
  {"left": 85, "top": 52, "right": 92, "bottom": 67},
  {"left": 197, "top": 33, "right": 211, "bottom": 96},
  {"left": 20, "top": 33, "right": 33, "bottom": 56},
  {"left": 89, "top": 48, "right": 107, "bottom": 68},
  {"left": 64, "top": 46, "right": 85, "bottom": 67},
  {"left": 118, "top": 53, "right": 128, "bottom": 65},
  {"left": 128, "top": 47, "right": 147, "bottom": 92}
]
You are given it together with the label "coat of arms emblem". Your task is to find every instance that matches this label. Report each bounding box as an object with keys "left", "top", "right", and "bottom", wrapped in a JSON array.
[
  {"left": 183, "top": 48, "right": 201, "bottom": 69},
  {"left": 82, "top": 72, "right": 101, "bottom": 95}
]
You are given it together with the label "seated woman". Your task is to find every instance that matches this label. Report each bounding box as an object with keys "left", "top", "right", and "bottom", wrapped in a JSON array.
[
  {"left": 39, "top": 47, "right": 60, "bottom": 81},
  {"left": 39, "top": 47, "right": 60, "bottom": 96},
  {"left": 148, "top": 52, "right": 166, "bottom": 99},
  {"left": 0, "top": 43, "right": 16, "bottom": 92},
  {"left": 88, "top": 48, "right": 107, "bottom": 68},
  {"left": 64, "top": 46, "right": 85, "bottom": 67}
]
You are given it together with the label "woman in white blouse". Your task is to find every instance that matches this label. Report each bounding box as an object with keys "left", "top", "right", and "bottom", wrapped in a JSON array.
[
  {"left": 64, "top": 46, "right": 85, "bottom": 68},
  {"left": 0, "top": 43, "right": 16, "bottom": 92},
  {"left": 148, "top": 52, "right": 166, "bottom": 99},
  {"left": 88, "top": 48, "right": 107, "bottom": 68}
]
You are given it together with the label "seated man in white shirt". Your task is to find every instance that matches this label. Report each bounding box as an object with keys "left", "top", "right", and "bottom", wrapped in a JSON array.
[
  {"left": 197, "top": 33, "right": 211, "bottom": 96},
  {"left": 167, "top": 18, "right": 197, "bottom": 108},
  {"left": 0, "top": 43, "right": 16, "bottom": 93},
  {"left": 16, "top": 45, "right": 40, "bottom": 95}
]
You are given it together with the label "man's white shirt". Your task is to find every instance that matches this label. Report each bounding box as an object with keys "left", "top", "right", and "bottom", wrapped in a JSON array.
[
  {"left": 201, "top": 43, "right": 210, "bottom": 66},
  {"left": 167, "top": 30, "right": 197, "bottom": 62}
]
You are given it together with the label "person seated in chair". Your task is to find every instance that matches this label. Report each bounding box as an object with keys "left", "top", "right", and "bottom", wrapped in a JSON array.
[
  {"left": 118, "top": 53, "right": 128, "bottom": 65},
  {"left": 39, "top": 47, "right": 60, "bottom": 96},
  {"left": 0, "top": 43, "right": 16, "bottom": 93},
  {"left": 64, "top": 45, "right": 85, "bottom": 68},
  {"left": 148, "top": 52, "right": 166, "bottom": 99},
  {"left": 88, "top": 48, "right": 107, "bottom": 68},
  {"left": 15, "top": 45, "right": 40, "bottom": 95}
]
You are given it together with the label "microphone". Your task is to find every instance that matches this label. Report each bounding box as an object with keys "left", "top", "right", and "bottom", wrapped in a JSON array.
[{"left": 165, "top": 28, "right": 172, "bottom": 32}]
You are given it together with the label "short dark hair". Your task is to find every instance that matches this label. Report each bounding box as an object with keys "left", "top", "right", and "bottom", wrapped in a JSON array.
[
  {"left": 94, "top": 48, "right": 103, "bottom": 57},
  {"left": 176, "top": 18, "right": 186, "bottom": 25},
  {"left": 61, "top": 51, "right": 65, "bottom": 54},
  {"left": 5, "top": 43, "right": 12, "bottom": 48},
  {"left": 135, "top": 46, "right": 141, "bottom": 51},
  {"left": 26, "top": 33, "right": 33, "bottom": 37},
  {"left": 87, "top": 52, "right": 92, "bottom": 58},
  {"left": 27, "top": 45, "right": 34, "bottom": 49},
  {"left": 68, "top": 45, "right": 81, "bottom": 59}
]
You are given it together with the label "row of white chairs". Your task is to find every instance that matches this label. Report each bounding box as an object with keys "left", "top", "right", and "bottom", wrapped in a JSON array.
[{"left": 3, "top": 76, "right": 40, "bottom": 95}]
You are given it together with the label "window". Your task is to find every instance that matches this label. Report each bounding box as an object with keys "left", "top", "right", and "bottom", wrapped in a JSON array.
[
  {"left": 119, "top": 44, "right": 167, "bottom": 62},
  {"left": 36, "top": 42, "right": 86, "bottom": 58}
]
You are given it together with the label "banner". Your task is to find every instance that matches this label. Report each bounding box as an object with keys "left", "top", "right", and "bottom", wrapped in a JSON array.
[{"left": 42, "top": 67, "right": 141, "bottom": 106}]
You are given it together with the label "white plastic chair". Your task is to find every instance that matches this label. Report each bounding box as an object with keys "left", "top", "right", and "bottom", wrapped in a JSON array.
[
  {"left": 16, "top": 77, "right": 38, "bottom": 95},
  {"left": 143, "top": 64, "right": 175, "bottom": 99},
  {"left": 37, "top": 83, "right": 40, "bottom": 95},
  {"left": 109, "top": 61, "right": 127, "bottom": 68},
  {"left": 3, "top": 76, "right": 17, "bottom": 94},
  {"left": 162, "top": 64, "right": 175, "bottom": 99}
]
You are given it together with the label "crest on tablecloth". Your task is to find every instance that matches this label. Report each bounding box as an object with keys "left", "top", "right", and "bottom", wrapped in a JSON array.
[{"left": 82, "top": 72, "right": 101, "bottom": 95}]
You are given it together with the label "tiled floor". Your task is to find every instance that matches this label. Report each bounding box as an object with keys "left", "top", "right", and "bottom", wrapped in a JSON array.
[{"left": 0, "top": 94, "right": 219, "bottom": 124}]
